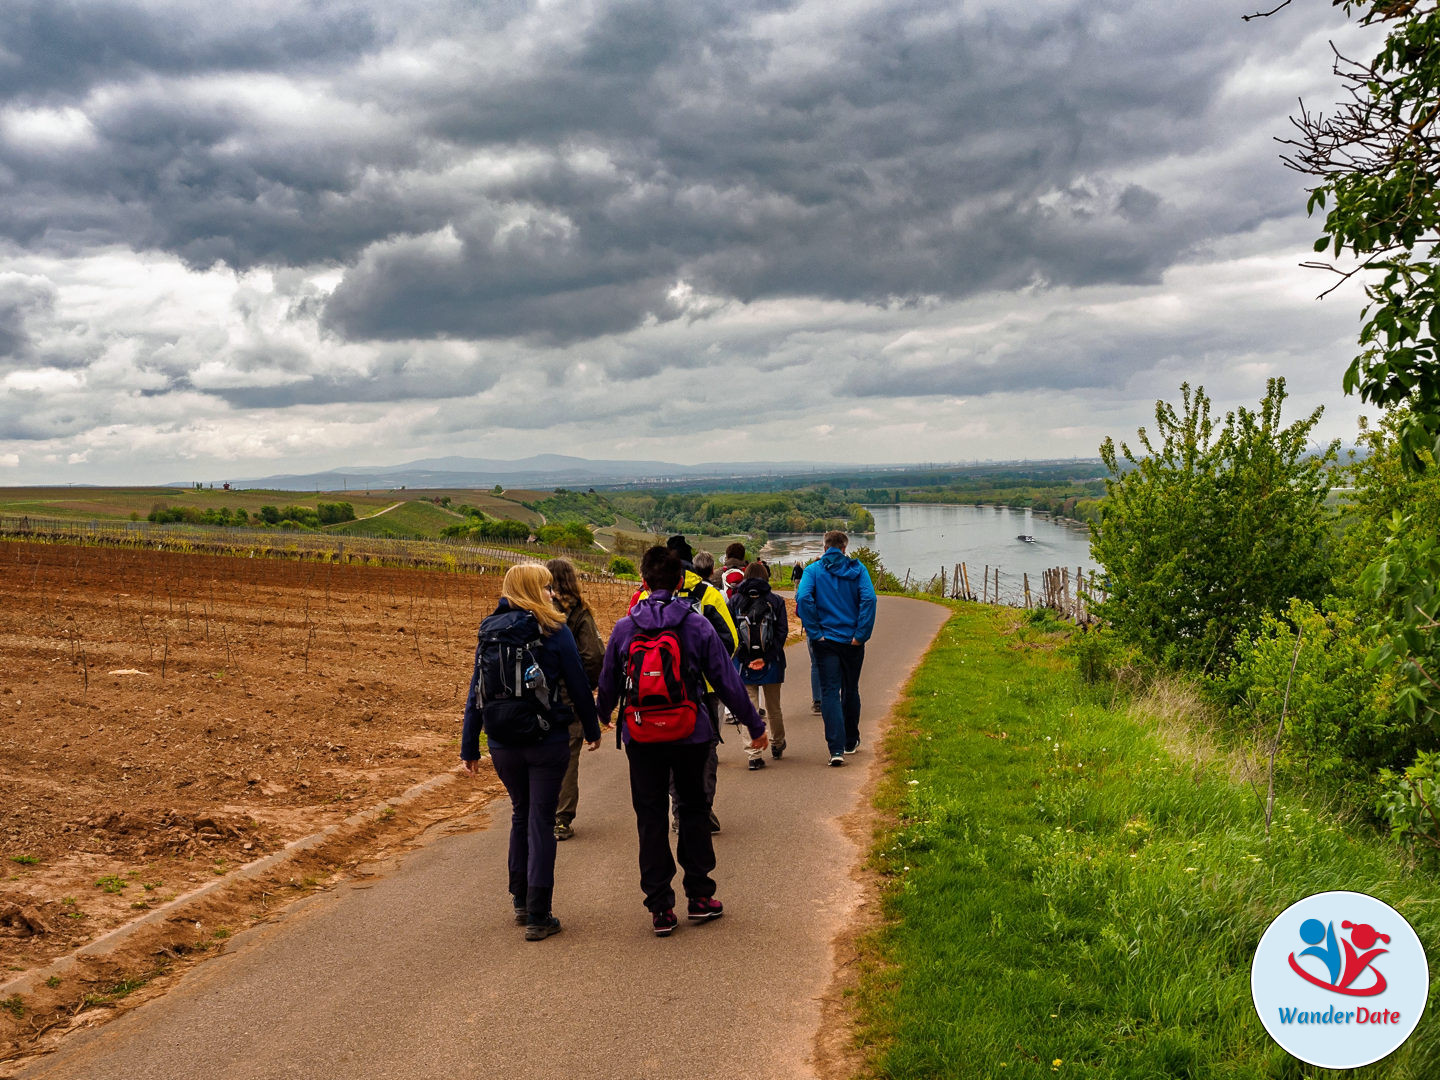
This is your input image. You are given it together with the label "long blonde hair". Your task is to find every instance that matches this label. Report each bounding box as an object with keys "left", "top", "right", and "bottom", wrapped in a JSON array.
[{"left": 500, "top": 563, "right": 566, "bottom": 633}]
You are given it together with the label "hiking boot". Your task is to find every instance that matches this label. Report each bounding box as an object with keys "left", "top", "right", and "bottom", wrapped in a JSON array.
[
  {"left": 748, "top": 757, "right": 766, "bottom": 771},
  {"left": 771, "top": 742, "right": 785, "bottom": 760},
  {"left": 652, "top": 908, "right": 678, "bottom": 936},
  {"left": 513, "top": 905, "right": 527, "bottom": 925},
  {"left": 811, "top": 700, "right": 822, "bottom": 715},
  {"left": 524, "top": 915, "right": 562, "bottom": 941},
  {"left": 687, "top": 896, "right": 724, "bottom": 921},
  {"left": 845, "top": 738, "right": 861, "bottom": 755},
  {"left": 554, "top": 821, "right": 573, "bottom": 841},
  {"left": 829, "top": 754, "right": 845, "bottom": 767}
]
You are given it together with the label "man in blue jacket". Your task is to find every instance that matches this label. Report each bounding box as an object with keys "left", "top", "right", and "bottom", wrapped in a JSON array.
[{"left": 796, "top": 530, "right": 877, "bottom": 766}]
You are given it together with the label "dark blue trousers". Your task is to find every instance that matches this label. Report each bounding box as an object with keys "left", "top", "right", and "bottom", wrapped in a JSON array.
[
  {"left": 489, "top": 738, "right": 570, "bottom": 918},
  {"left": 813, "top": 639, "right": 864, "bottom": 757}
]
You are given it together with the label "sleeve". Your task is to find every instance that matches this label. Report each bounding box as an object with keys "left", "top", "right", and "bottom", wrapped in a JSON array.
[
  {"left": 772, "top": 594, "right": 788, "bottom": 668},
  {"left": 856, "top": 564, "right": 878, "bottom": 643},
  {"left": 551, "top": 626, "right": 600, "bottom": 742},
  {"left": 573, "top": 607, "right": 605, "bottom": 687},
  {"left": 795, "top": 565, "right": 818, "bottom": 637},
  {"left": 703, "top": 584, "right": 738, "bottom": 656},
  {"left": 595, "top": 623, "right": 628, "bottom": 723},
  {"left": 695, "top": 615, "right": 765, "bottom": 738},
  {"left": 460, "top": 635, "right": 483, "bottom": 761}
]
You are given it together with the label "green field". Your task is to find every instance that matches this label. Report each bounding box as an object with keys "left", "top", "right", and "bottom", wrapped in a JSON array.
[
  {"left": 0, "top": 487, "right": 543, "bottom": 529},
  {"left": 328, "top": 500, "right": 466, "bottom": 539},
  {"left": 858, "top": 604, "right": 1440, "bottom": 1078}
]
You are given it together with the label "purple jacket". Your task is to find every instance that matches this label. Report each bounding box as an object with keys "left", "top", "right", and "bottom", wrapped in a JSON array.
[{"left": 597, "top": 590, "right": 766, "bottom": 745}]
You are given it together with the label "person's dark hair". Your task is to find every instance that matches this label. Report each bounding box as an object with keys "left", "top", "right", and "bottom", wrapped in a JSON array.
[
  {"left": 724, "top": 542, "right": 746, "bottom": 562},
  {"left": 545, "top": 557, "right": 588, "bottom": 614},
  {"left": 744, "top": 560, "right": 770, "bottom": 581},
  {"left": 823, "top": 529, "right": 848, "bottom": 551},
  {"left": 641, "top": 546, "right": 683, "bottom": 591},
  {"left": 666, "top": 534, "right": 694, "bottom": 563}
]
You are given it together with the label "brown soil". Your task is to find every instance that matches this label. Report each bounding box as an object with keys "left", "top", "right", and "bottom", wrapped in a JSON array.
[{"left": 0, "top": 540, "right": 631, "bottom": 985}]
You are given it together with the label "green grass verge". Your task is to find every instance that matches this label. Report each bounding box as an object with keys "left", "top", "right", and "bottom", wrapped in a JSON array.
[{"left": 860, "top": 604, "right": 1440, "bottom": 1079}]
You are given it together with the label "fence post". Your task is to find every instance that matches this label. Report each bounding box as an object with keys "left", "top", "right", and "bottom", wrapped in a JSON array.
[
  {"left": 983, "top": 564, "right": 989, "bottom": 604},
  {"left": 960, "top": 562, "right": 970, "bottom": 600},
  {"left": 1023, "top": 572, "right": 1031, "bottom": 609}
]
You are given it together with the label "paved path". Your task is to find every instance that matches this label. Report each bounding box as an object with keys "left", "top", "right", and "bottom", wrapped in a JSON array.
[{"left": 20, "top": 596, "right": 950, "bottom": 1080}]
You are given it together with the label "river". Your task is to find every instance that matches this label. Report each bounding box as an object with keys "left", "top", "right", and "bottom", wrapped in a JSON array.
[{"left": 760, "top": 503, "right": 1098, "bottom": 600}]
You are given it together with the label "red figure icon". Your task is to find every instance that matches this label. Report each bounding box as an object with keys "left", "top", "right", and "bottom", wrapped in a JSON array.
[{"left": 1339, "top": 921, "right": 1390, "bottom": 992}]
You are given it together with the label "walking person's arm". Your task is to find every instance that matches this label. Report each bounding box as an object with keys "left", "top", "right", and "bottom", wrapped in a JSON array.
[
  {"left": 551, "top": 626, "right": 601, "bottom": 746},
  {"left": 795, "top": 565, "right": 818, "bottom": 637},
  {"left": 572, "top": 606, "right": 605, "bottom": 688},
  {"left": 460, "top": 636, "right": 483, "bottom": 771},
  {"left": 855, "top": 564, "right": 878, "bottom": 644},
  {"left": 694, "top": 616, "right": 766, "bottom": 748}
]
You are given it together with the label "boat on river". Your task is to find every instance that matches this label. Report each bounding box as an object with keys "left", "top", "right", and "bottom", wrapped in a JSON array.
[{"left": 1016, "top": 534, "right": 1037, "bottom": 543}]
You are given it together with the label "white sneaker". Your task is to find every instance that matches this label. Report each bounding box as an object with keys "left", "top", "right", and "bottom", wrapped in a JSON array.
[{"left": 828, "top": 754, "right": 845, "bottom": 767}]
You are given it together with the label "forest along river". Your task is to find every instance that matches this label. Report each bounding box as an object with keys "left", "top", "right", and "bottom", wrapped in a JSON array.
[{"left": 760, "top": 503, "right": 1099, "bottom": 601}]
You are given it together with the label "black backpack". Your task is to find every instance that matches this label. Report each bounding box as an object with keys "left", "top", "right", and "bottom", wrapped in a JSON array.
[
  {"left": 473, "top": 609, "right": 555, "bottom": 745},
  {"left": 735, "top": 592, "right": 776, "bottom": 664}
]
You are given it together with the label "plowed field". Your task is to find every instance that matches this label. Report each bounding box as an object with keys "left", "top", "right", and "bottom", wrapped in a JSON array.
[{"left": 0, "top": 541, "right": 630, "bottom": 974}]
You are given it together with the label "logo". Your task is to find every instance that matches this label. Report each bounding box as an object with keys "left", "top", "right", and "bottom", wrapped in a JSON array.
[
  {"left": 1287, "top": 918, "right": 1389, "bottom": 996},
  {"left": 1252, "top": 891, "right": 1428, "bottom": 1070}
]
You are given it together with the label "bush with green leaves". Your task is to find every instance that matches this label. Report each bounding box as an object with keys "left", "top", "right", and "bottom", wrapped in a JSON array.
[
  {"left": 1376, "top": 750, "right": 1440, "bottom": 862},
  {"left": 1215, "top": 599, "right": 1402, "bottom": 802},
  {"left": 608, "top": 555, "right": 637, "bottom": 576},
  {"left": 535, "top": 521, "right": 595, "bottom": 549},
  {"left": 1093, "top": 379, "right": 1336, "bottom": 672},
  {"left": 850, "top": 546, "right": 902, "bottom": 592}
]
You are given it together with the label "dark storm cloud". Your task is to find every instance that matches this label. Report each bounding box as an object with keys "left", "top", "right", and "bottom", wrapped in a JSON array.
[
  {"left": 0, "top": 276, "right": 54, "bottom": 362},
  {"left": 0, "top": 1, "right": 1329, "bottom": 353},
  {"left": 0, "top": 1, "right": 383, "bottom": 102}
]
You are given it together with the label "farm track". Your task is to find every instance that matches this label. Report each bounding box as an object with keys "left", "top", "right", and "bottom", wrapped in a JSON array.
[{"left": 0, "top": 540, "right": 633, "bottom": 997}]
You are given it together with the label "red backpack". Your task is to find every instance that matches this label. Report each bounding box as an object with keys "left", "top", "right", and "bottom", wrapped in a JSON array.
[
  {"left": 622, "top": 618, "right": 701, "bottom": 742},
  {"left": 719, "top": 565, "right": 746, "bottom": 601}
]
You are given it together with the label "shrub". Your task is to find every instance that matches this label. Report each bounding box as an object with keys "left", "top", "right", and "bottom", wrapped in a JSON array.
[
  {"left": 1376, "top": 750, "right": 1440, "bottom": 863},
  {"left": 1214, "top": 599, "right": 1401, "bottom": 801},
  {"left": 851, "top": 546, "right": 902, "bottom": 591},
  {"left": 1093, "top": 379, "right": 1336, "bottom": 672},
  {"left": 608, "top": 555, "right": 637, "bottom": 576}
]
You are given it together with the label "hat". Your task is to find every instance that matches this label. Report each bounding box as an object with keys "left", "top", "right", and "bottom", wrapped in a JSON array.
[{"left": 666, "top": 534, "right": 694, "bottom": 563}]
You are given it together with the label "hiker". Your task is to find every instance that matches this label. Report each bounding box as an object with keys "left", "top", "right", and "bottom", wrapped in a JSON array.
[
  {"left": 692, "top": 548, "right": 717, "bottom": 585},
  {"left": 635, "top": 535, "right": 738, "bottom": 831},
  {"left": 718, "top": 542, "right": 748, "bottom": 601},
  {"left": 728, "top": 560, "right": 788, "bottom": 767},
  {"left": 790, "top": 562, "right": 802, "bottom": 585},
  {"left": 460, "top": 563, "right": 601, "bottom": 941},
  {"left": 796, "top": 531, "right": 877, "bottom": 766},
  {"left": 595, "top": 546, "right": 767, "bottom": 935},
  {"left": 546, "top": 558, "right": 605, "bottom": 842}
]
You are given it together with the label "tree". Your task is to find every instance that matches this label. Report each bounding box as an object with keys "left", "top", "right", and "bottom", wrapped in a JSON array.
[
  {"left": 1093, "top": 379, "right": 1337, "bottom": 671},
  {"left": 1284, "top": 0, "right": 1440, "bottom": 469}
]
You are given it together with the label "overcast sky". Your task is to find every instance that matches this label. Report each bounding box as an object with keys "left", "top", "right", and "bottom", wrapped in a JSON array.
[{"left": 0, "top": 0, "right": 1376, "bottom": 484}]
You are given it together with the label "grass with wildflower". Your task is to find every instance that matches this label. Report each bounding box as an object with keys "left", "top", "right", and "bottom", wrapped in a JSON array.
[{"left": 854, "top": 602, "right": 1440, "bottom": 1078}]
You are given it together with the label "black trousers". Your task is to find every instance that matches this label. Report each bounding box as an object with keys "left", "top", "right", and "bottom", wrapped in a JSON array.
[
  {"left": 627, "top": 739, "right": 716, "bottom": 911},
  {"left": 490, "top": 738, "right": 570, "bottom": 918}
]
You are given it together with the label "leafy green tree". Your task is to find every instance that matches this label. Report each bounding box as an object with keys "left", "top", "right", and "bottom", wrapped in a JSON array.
[
  {"left": 1287, "top": 0, "right": 1440, "bottom": 469},
  {"left": 1093, "top": 379, "right": 1337, "bottom": 671}
]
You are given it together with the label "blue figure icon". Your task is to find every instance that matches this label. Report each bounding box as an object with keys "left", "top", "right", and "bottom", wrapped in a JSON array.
[{"left": 1299, "top": 918, "right": 1341, "bottom": 985}]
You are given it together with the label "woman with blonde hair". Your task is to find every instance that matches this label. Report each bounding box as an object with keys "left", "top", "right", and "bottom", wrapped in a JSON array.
[
  {"left": 461, "top": 562, "right": 600, "bottom": 940},
  {"left": 545, "top": 558, "right": 605, "bottom": 841}
]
